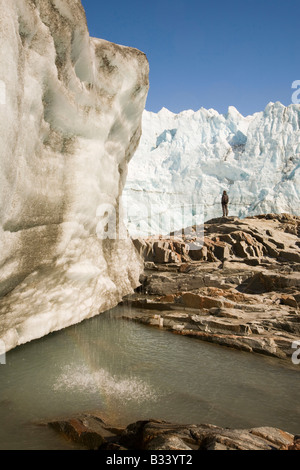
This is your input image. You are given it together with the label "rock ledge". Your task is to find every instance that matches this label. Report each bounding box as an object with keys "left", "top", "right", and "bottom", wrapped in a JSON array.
[
  {"left": 47, "top": 413, "right": 299, "bottom": 451},
  {"left": 126, "top": 214, "right": 300, "bottom": 361}
]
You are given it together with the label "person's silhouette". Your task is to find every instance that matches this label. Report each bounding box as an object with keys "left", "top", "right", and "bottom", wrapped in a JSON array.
[{"left": 221, "top": 191, "right": 229, "bottom": 217}]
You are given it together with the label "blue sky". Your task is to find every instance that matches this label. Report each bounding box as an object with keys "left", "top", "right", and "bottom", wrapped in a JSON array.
[{"left": 81, "top": 0, "right": 300, "bottom": 116}]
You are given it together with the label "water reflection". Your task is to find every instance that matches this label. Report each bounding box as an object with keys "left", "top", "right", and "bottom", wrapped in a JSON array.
[{"left": 0, "top": 304, "right": 299, "bottom": 449}]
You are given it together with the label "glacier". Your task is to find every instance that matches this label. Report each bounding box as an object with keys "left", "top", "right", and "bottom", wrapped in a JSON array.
[
  {"left": 123, "top": 103, "right": 300, "bottom": 237},
  {"left": 0, "top": 0, "right": 149, "bottom": 352}
]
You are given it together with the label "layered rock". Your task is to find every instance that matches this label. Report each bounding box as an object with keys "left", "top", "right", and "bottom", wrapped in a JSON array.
[
  {"left": 47, "top": 413, "right": 297, "bottom": 450},
  {"left": 0, "top": 0, "right": 149, "bottom": 352},
  {"left": 133, "top": 213, "right": 300, "bottom": 266},
  {"left": 126, "top": 214, "right": 300, "bottom": 360}
]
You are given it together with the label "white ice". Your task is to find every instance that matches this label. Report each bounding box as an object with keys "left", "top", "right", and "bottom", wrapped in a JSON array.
[
  {"left": 123, "top": 102, "right": 300, "bottom": 236},
  {"left": 0, "top": 0, "right": 149, "bottom": 352}
]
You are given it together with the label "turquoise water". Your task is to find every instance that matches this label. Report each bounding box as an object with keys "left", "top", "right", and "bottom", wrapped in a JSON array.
[{"left": 0, "top": 305, "right": 299, "bottom": 449}]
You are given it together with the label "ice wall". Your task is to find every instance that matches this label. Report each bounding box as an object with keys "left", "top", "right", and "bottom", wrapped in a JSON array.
[
  {"left": 0, "top": 0, "right": 149, "bottom": 352},
  {"left": 123, "top": 104, "right": 300, "bottom": 236}
]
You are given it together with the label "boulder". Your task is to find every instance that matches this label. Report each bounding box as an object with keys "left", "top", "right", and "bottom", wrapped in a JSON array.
[{"left": 48, "top": 414, "right": 119, "bottom": 450}]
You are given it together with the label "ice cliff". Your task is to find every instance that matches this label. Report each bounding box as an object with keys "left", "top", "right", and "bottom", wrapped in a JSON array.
[
  {"left": 0, "top": 0, "right": 149, "bottom": 352},
  {"left": 123, "top": 104, "right": 300, "bottom": 236}
]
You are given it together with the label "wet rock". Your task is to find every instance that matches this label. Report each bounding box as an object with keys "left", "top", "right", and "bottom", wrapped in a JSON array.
[
  {"left": 48, "top": 414, "right": 119, "bottom": 450},
  {"left": 281, "top": 435, "right": 300, "bottom": 450},
  {"left": 47, "top": 415, "right": 296, "bottom": 451}
]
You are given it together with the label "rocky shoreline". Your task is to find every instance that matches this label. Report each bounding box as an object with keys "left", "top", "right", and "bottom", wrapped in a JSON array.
[
  {"left": 123, "top": 214, "right": 300, "bottom": 362},
  {"left": 46, "top": 214, "right": 300, "bottom": 451},
  {"left": 46, "top": 412, "right": 299, "bottom": 451}
]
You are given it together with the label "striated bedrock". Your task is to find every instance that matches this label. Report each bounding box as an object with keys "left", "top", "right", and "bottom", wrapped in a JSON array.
[
  {"left": 0, "top": 0, "right": 149, "bottom": 352},
  {"left": 125, "top": 214, "right": 300, "bottom": 361},
  {"left": 47, "top": 413, "right": 298, "bottom": 451}
]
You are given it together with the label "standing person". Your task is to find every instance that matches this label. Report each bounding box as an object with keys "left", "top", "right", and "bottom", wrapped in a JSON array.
[{"left": 221, "top": 190, "right": 229, "bottom": 217}]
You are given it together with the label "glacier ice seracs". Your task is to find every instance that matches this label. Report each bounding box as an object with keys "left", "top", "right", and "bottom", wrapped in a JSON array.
[
  {"left": 123, "top": 103, "right": 300, "bottom": 236},
  {"left": 0, "top": 0, "right": 149, "bottom": 352}
]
